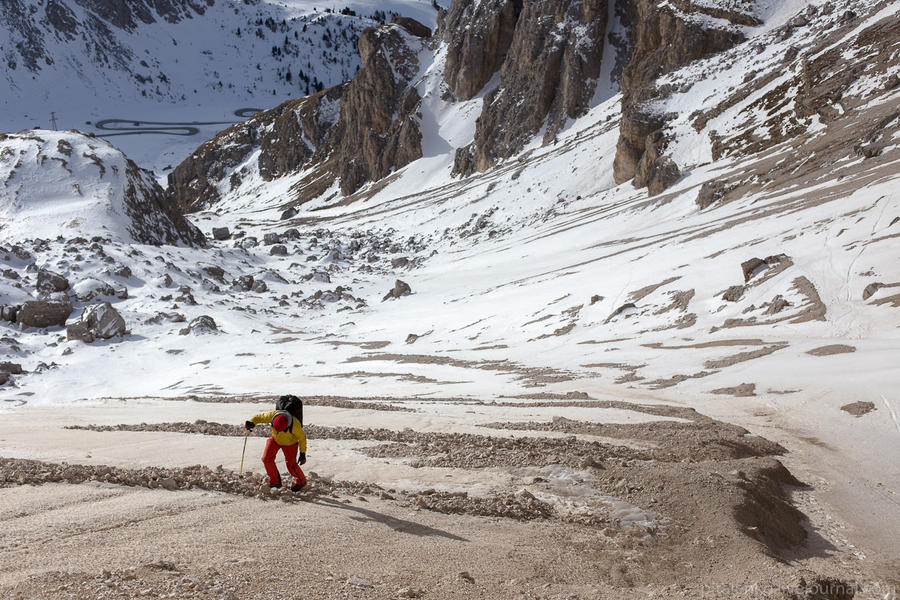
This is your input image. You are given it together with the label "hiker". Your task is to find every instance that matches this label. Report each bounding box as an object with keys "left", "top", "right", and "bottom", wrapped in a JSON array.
[{"left": 245, "top": 395, "right": 307, "bottom": 491}]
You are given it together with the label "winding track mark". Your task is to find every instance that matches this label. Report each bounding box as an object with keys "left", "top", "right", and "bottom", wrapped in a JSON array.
[{"left": 93, "top": 109, "right": 262, "bottom": 138}]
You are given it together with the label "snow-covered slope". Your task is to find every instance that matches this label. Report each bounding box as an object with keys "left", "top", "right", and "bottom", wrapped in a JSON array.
[
  {"left": 0, "top": 130, "right": 203, "bottom": 246},
  {"left": 0, "top": 0, "right": 898, "bottom": 583}
]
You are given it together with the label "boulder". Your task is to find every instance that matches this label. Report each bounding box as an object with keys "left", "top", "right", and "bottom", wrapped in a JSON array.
[
  {"left": 73, "top": 277, "right": 126, "bottom": 301},
  {"left": 17, "top": 300, "right": 73, "bottom": 328},
  {"left": 179, "top": 315, "right": 219, "bottom": 335},
  {"left": 212, "top": 227, "right": 231, "bottom": 241},
  {"left": 697, "top": 180, "right": 728, "bottom": 209},
  {"left": 0, "top": 362, "right": 23, "bottom": 375},
  {"left": 0, "top": 305, "right": 19, "bottom": 322},
  {"left": 280, "top": 207, "right": 298, "bottom": 220},
  {"left": 67, "top": 302, "right": 127, "bottom": 342},
  {"left": 382, "top": 279, "right": 412, "bottom": 301},
  {"left": 741, "top": 258, "right": 768, "bottom": 282},
  {"left": 201, "top": 265, "right": 226, "bottom": 281},
  {"left": 270, "top": 244, "right": 288, "bottom": 256},
  {"left": 233, "top": 275, "right": 255, "bottom": 291},
  {"left": 37, "top": 269, "right": 69, "bottom": 293},
  {"left": 391, "top": 257, "right": 410, "bottom": 269},
  {"left": 263, "top": 233, "right": 281, "bottom": 246},
  {"left": 722, "top": 285, "right": 744, "bottom": 302}
]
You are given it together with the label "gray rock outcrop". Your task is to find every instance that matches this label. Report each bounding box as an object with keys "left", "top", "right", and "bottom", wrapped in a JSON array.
[
  {"left": 66, "top": 302, "right": 127, "bottom": 342},
  {"left": 179, "top": 315, "right": 218, "bottom": 335},
  {"left": 16, "top": 300, "right": 73, "bottom": 328}
]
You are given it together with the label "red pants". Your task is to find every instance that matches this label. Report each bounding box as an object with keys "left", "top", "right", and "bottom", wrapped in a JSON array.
[{"left": 262, "top": 438, "right": 306, "bottom": 486}]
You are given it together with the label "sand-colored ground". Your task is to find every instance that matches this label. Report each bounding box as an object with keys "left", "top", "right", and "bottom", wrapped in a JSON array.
[{"left": 1, "top": 395, "right": 897, "bottom": 600}]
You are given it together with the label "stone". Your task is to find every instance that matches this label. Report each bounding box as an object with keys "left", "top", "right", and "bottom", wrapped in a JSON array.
[
  {"left": 0, "top": 362, "right": 23, "bottom": 375},
  {"left": 0, "top": 305, "right": 19, "bottom": 322},
  {"left": 280, "top": 207, "right": 298, "bottom": 220},
  {"left": 741, "top": 258, "right": 768, "bottom": 282},
  {"left": 0, "top": 372, "right": 8, "bottom": 385},
  {"left": 240, "top": 237, "right": 258, "bottom": 249},
  {"left": 269, "top": 244, "right": 288, "bottom": 256},
  {"left": 382, "top": 279, "right": 411, "bottom": 301},
  {"left": 66, "top": 321, "right": 94, "bottom": 343},
  {"left": 37, "top": 269, "right": 69, "bottom": 293},
  {"left": 722, "top": 285, "right": 744, "bottom": 302},
  {"left": 391, "top": 257, "right": 409, "bottom": 269},
  {"left": 233, "top": 275, "right": 254, "bottom": 291},
  {"left": 696, "top": 180, "right": 727, "bottom": 209},
  {"left": 613, "top": 0, "right": 746, "bottom": 187},
  {"left": 263, "top": 233, "right": 281, "bottom": 246},
  {"left": 179, "top": 316, "right": 218, "bottom": 335},
  {"left": 212, "top": 227, "right": 231, "bottom": 241},
  {"left": 68, "top": 303, "right": 127, "bottom": 342},
  {"left": 16, "top": 300, "right": 73, "bottom": 328},
  {"left": 252, "top": 280, "right": 268, "bottom": 293},
  {"left": 202, "top": 265, "right": 226, "bottom": 281},
  {"left": 282, "top": 228, "right": 300, "bottom": 240},
  {"left": 862, "top": 282, "right": 882, "bottom": 301}
]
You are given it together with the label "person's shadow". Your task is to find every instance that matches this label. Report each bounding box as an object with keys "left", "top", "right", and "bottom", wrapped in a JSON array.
[{"left": 311, "top": 496, "right": 468, "bottom": 542}]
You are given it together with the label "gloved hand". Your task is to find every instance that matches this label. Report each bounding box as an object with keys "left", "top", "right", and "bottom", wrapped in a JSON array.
[
  {"left": 245, "top": 421, "right": 255, "bottom": 430},
  {"left": 299, "top": 452, "right": 306, "bottom": 465}
]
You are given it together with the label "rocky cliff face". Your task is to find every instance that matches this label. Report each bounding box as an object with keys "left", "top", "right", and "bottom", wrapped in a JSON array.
[
  {"left": 168, "top": 17, "right": 429, "bottom": 210},
  {"left": 611, "top": 0, "right": 749, "bottom": 193},
  {"left": 168, "top": 86, "right": 344, "bottom": 212},
  {"left": 327, "top": 20, "right": 428, "bottom": 195},
  {"left": 167, "top": 0, "right": 775, "bottom": 206},
  {"left": 441, "top": 0, "right": 523, "bottom": 101},
  {"left": 452, "top": 0, "right": 608, "bottom": 176}
]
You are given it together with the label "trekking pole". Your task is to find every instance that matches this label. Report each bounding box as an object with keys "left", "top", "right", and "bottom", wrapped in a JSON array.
[{"left": 239, "top": 429, "right": 250, "bottom": 475}]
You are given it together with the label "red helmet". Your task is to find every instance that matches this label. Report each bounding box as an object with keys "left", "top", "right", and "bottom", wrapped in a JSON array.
[{"left": 272, "top": 411, "right": 292, "bottom": 432}]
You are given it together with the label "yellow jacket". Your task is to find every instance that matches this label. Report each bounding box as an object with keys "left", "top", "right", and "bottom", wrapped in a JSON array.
[{"left": 250, "top": 410, "right": 307, "bottom": 452}]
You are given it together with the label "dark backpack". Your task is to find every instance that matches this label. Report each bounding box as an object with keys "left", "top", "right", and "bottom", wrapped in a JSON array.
[{"left": 275, "top": 394, "right": 303, "bottom": 426}]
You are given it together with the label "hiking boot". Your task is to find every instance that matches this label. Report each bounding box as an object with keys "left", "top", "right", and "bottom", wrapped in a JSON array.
[
  {"left": 269, "top": 482, "right": 282, "bottom": 489},
  {"left": 291, "top": 482, "right": 306, "bottom": 492}
]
